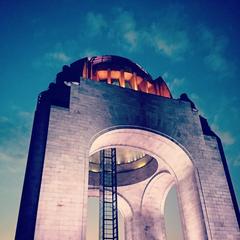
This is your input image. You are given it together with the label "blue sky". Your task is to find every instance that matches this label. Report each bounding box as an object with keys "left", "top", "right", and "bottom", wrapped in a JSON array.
[{"left": 0, "top": 0, "right": 240, "bottom": 239}]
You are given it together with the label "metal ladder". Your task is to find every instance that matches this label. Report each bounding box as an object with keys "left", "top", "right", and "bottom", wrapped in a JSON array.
[{"left": 99, "top": 148, "right": 119, "bottom": 240}]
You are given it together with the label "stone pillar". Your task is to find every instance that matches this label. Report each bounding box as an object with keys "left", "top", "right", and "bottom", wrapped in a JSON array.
[
  {"left": 177, "top": 172, "right": 207, "bottom": 239},
  {"left": 15, "top": 92, "right": 51, "bottom": 240},
  {"left": 34, "top": 105, "right": 90, "bottom": 239},
  {"left": 141, "top": 172, "right": 174, "bottom": 240}
]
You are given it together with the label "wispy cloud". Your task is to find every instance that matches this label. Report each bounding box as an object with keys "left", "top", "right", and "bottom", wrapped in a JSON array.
[
  {"left": 80, "top": 8, "right": 140, "bottom": 52},
  {"left": 220, "top": 131, "right": 235, "bottom": 145},
  {"left": 80, "top": 49, "right": 99, "bottom": 58},
  {"left": 108, "top": 8, "right": 139, "bottom": 51},
  {"left": 233, "top": 154, "right": 240, "bottom": 166},
  {"left": 33, "top": 49, "right": 72, "bottom": 69},
  {"left": 0, "top": 110, "right": 33, "bottom": 174},
  {"left": 149, "top": 26, "right": 189, "bottom": 59},
  {"left": 171, "top": 77, "right": 185, "bottom": 88},
  {"left": 46, "top": 52, "right": 71, "bottom": 62},
  {"left": 34, "top": 6, "right": 236, "bottom": 78},
  {"left": 211, "top": 123, "right": 235, "bottom": 145},
  {"left": 85, "top": 12, "right": 107, "bottom": 36},
  {"left": 32, "top": 5, "right": 194, "bottom": 68},
  {"left": 198, "top": 25, "right": 234, "bottom": 76},
  {"left": 142, "top": 4, "right": 190, "bottom": 60},
  {"left": 190, "top": 93, "right": 200, "bottom": 101},
  {"left": 205, "top": 52, "right": 227, "bottom": 72},
  {"left": 80, "top": 6, "right": 190, "bottom": 58},
  {"left": 162, "top": 72, "right": 185, "bottom": 97}
]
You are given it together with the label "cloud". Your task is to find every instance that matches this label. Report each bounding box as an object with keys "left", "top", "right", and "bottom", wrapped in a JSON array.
[
  {"left": 124, "top": 30, "right": 138, "bottom": 49},
  {"left": 197, "top": 25, "right": 214, "bottom": 47},
  {"left": 228, "top": 153, "right": 240, "bottom": 167},
  {"left": 80, "top": 49, "right": 99, "bottom": 58},
  {"left": 151, "top": 36, "right": 176, "bottom": 56},
  {"left": 205, "top": 53, "right": 226, "bottom": 72},
  {"left": 0, "top": 116, "right": 9, "bottom": 122},
  {"left": 85, "top": 12, "right": 107, "bottom": 36},
  {"left": 199, "top": 26, "right": 229, "bottom": 52},
  {"left": 34, "top": 6, "right": 236, "bottom": 71},
  {"left": 33, "top": 50, "right": 72, "bottom": 69},
  {"left": 34, "top": 6, "right": 192, "bottom": 64},
  {"left": 171, "top": 77, "right": 185, "bottom": 87},
  {"left": 220, "top": 131, "right": 235, "bottom": 145},
  {"left": 190, "top": 93, "right": 199, "bottom": 101},
  {"left": 163, "top": 72, "right": 185, "bottom": 96},
  {"left": 233, "top": 154, "right": 240, "bottom": 166},
  {"left": 141, "top": 4, "right": 191, "bottom": 60},
  {"left": 108, "top": 8, "right": 139, "bottom": 51},
  {"left": 149, "top": 27, "right": 190, "bottom": 59},
  {"left": 167, "top": 77, "right": 185, "bottom": 95},
  {"left": 0, "top": 110, "right": 33, "bottom": 174},
  {"left": 82, "top": 6, "right": 190, "bottom": 57},
  {"left": 197, "top": 25, "right": 234, "bottom": 76},
  {"left": 46, "top": 52, "right": 71, "bottom": 62},
  {"left": 211, "top": 123, "right": 235, "bottom": 145}
]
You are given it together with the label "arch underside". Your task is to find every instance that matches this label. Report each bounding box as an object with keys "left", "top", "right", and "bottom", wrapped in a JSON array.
[{"left": 88, "top": 128, "right": 207, "bottom": 240}]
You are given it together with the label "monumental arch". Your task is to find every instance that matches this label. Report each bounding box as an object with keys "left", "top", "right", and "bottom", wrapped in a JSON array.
[{"left": 16, "top": 55, "right": 240, "bottom": 239}]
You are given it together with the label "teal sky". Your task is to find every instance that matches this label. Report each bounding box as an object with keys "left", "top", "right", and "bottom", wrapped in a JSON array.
[{"left": 0, "top": 0, "right": 240, "bottom": 239}]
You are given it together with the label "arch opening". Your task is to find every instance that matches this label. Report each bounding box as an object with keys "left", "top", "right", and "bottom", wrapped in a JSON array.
[
  {"left": 164, "top": 185, "right": 184, "bottom": 240},
  {"left": 89, "top": 127, "right": 207, "bottom": 240},
  {"left": 87, "top": 189, "right": 130, "bottom": 240},
  {"left": 88, "top": 147, "right": 158, "bottom": 186}
]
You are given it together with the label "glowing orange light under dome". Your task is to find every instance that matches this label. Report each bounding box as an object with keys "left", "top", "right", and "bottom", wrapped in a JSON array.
[
  {"left": 97, "top": 70, "right": 108, "bottom": 79},
  {"left": 124, "top": 72, "right": 132, "bottom": 80},
  {"left": 81, "top": 55, "right": 172, "bottom": 98}
]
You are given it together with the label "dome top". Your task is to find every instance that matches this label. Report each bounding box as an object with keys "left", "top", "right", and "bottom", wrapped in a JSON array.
[{"left": 56, "top": 55, "right": 172, "bottom": 98}]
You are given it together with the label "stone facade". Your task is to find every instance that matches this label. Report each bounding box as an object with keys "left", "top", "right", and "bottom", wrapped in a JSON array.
[{"left": 16, "top": 77, "right": 239, "bottom": 240}]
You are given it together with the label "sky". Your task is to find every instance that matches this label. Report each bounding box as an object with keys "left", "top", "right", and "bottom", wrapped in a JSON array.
[{"left": 0, "top": 0, "right": 240, "bottom": 239}]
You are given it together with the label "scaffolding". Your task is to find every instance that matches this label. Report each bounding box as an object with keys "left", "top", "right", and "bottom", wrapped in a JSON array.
[{"left": 99, "top": 148, "right": 119, "bottom": 240}]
